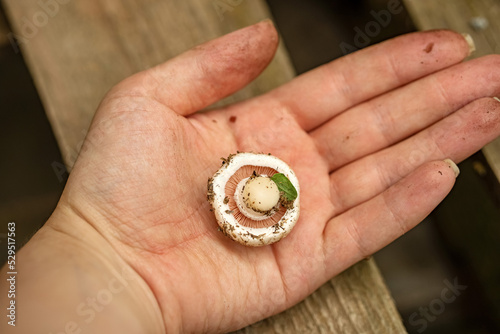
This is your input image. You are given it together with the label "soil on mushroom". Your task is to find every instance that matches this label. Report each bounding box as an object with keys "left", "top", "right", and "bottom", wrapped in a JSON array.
[{"left": 225, "top": 165, "right": 286, "bottom": 228}]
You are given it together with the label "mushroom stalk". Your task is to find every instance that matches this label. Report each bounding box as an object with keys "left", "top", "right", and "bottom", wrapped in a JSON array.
[{"left": 235, "top": 175, "right": 280, "bottom": 221}]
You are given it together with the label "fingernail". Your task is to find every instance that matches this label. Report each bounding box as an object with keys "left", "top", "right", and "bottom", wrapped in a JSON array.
[
  {"left": 444, "top": 159, "right": 460, "bottom": 178},
  {"left": 461, "top": 33, "right": 476, "bottom": 55},
  {"left": 494, "top": 97, "right": 500, "bottom": 103}
]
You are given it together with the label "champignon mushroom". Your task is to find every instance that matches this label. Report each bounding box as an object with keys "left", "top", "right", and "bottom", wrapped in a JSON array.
[{"left": 207, "top": 152, "right": 300, "bottom": 246}]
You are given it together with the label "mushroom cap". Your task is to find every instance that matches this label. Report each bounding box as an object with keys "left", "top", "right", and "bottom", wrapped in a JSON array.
[{"left": 208, "top": 153, "right": 300, "bottom": 246}]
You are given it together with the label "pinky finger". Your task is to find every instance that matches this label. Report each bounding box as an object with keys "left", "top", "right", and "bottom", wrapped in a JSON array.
[{"left": 322, "top": 160, "right": 459, "bottom": 277}]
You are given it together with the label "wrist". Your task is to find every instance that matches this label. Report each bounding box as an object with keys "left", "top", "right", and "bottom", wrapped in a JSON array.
[{"left": 1, "top": 206, "right": 165, "bottom": 333}]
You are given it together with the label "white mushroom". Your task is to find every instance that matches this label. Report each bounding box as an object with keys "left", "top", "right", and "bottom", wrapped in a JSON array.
[{"left": 207, "top": 153, "right": 300, "bottom": 246}]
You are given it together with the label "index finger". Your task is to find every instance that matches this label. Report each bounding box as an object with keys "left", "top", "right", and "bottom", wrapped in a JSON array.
[{"left": 265, "top": 30, "right": 473, "bottom": 131}]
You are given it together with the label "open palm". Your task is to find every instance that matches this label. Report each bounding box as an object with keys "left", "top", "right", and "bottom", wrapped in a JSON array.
[{"left": 57, "top": 22, "right": 500, "bottom": 332}]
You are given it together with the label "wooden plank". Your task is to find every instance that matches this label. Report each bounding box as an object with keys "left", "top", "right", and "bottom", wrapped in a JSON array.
[
  {"left": 1, "top": 0, "right": 406, "bottom": 332},
  {"left": 235, "top": 258, "right": 405, "bottom": 334},
  {"left": 403, "top": 0, "right": 500, "bottom": 181}
]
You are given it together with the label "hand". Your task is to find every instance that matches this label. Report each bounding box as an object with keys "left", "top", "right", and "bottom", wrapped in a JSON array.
[{"left": 10, "top": 21, "right": 500, "bottom": 333}]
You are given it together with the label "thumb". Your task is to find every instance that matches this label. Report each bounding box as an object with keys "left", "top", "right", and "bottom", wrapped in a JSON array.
[{"left": 112, "top": 20, "right": 279, "bottom": 116}]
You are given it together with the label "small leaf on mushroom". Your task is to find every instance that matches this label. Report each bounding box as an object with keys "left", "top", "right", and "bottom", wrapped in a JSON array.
[{"left": 271, "top": 173, "right": 298, "bottom": 201}]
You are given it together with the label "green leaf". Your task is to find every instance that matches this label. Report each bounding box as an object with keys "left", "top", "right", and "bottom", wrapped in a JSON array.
[{"left": 271, "top": 173, "right": 298, "bottom": 201}]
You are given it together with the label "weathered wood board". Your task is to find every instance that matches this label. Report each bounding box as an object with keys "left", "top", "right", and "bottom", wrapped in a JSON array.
[
  {"left": 403, "top": 0, "right": 500, "bottom": 181},
  {"left": 235, "top": 259, "right": 406, "bottom": 333},
  {"left": 2, "top": 0, "right": 406, "bottom": 332}
]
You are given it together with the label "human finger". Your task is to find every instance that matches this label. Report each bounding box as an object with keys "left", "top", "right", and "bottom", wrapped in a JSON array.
[
  {"left": 265, "top": 30, "right": 473, "bottom": 131},
  {"left": 108, "top": 20, "right": 279, "bottom": 116},
  {"left": 328, "top": 97, "right": 500, "bottom": 216},
  {"left": 313, "top": 55, "right": 500, "bottom": 171},
  {"left": 322, "top": 160, "right": 458, "bottom": 276}
]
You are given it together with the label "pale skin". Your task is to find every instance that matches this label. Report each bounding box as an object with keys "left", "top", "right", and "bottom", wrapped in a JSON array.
[{"left": 2, "top": 21, "right": 500, "bottom": 333}]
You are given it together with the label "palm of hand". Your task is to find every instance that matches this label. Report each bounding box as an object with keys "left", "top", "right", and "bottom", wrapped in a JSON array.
[
  {"left": 69, "top": 91, "right": 332, "bottom": 331},
  {"left": 59, "top": 22, "right": 500, "bottom": 333}
]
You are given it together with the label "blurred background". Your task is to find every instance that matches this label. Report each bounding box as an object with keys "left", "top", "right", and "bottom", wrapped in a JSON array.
[{"left": 1, "top": 0, "right": 499, "bottom": 333}]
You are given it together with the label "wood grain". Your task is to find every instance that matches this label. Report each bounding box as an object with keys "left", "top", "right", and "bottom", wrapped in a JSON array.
[
  {"left": 2, "top": 0, "right": 406, "bottom": 332},
  {"left": 403, "top": 0, "right": 500, "bottom": 181},
  {"left": 234, "top": 258, "right": 405, "bottom": 334}
]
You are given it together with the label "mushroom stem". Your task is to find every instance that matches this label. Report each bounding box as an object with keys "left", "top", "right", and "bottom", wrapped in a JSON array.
[{"left": 234, "top": 175, "right": 280, "bottom": 221}]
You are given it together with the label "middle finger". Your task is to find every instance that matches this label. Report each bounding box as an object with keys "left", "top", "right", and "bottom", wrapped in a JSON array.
[{"left": 312, "top": 56, "right": 500, "bottom": 172}]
